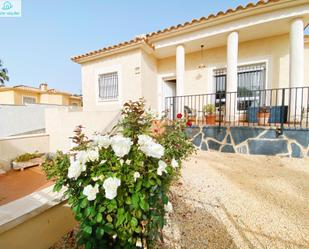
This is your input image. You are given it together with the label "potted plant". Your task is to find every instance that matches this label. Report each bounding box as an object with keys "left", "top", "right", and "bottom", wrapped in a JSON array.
[
  {"left": 203, "top": 104, "right": 216, "bottom": 125},
  {"left": 12, "top": 152, "right": 45, "bottom": 171},
  {"left": 257, "top": 106, "right": 270, "bottom": 125}
]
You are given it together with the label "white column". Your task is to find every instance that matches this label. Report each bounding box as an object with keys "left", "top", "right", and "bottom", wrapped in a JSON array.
[
  {"left": 226, "top": 31, "right": 238, "bottom": 122},
  {"left": 290, "top": 18, "right": 304, "bottom": 87},
  {"left": 176, "top": 44, "right": 185, "bottom": 96},
  {"left": 290, "top": 18, "right": 304, "bottom": 122}
]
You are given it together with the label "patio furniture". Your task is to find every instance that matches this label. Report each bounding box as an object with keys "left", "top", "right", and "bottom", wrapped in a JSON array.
[
  {"left": 247, "top": 106, "right": 288, "bottom": 123},
  {"left": 184, "top": 106, "right": 197, "bottom": 124}
]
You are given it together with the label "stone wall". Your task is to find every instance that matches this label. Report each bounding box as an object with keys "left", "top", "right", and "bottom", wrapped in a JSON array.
[{"left": 186, "top": 126, "right": 309, "bottom": 158}]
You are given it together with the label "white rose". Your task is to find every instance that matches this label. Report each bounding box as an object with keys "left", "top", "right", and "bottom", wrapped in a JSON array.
[
  {"left": 125, "top": 159, "right": 131, "bottom": 165},
  {"left": 146, "top": 142, "right": 164, "bottom": 159},
  {"left": 171, "top": 158, "right": 179, "bottom": 169},
  {"left": 157, "top": 160, "right": 167, "bottom": 176},
  {"left": 103, "top": 177, "right": 121, "bottom": 200},
  {"left": 86, "top": 148, "right": 100, "bottom": 162},
  {"left": 136, "top": 238, "right": 142, "bottom": 248},
  {"left": 164, "top": 201, "right": 173, "bottom": 213},
  {"left": 92, "top": 135, "right": 111, "bottom": 149},
  {"left": 67, "top": 158, "right": 83, "bottom": 179},
  {"left": 75, "top": 150, "right": 87, "bottom": 165},
  {"left": 83, "top": 184, "right": 99, "bottom": 201},
  {"left": 138, "top": 135, "right": 153, "bottom": 146},
  {"left": 111, "top": 135, "right": 133, "bottom": 158},
  {"left": 138, "top": 135, "right": 164, "bottom": 159},
  {"left": 133, "top": 172, "right": 140, "bottom": 182}
]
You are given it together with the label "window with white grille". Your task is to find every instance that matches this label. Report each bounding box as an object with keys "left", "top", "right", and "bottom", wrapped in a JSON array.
[
  {"left": 213, "top": 63, "right": 266, "bottom": 110},
  {"left": 98, "top": 72, "right": 118, "bottom": 101},
  {"left": 23, "top": 96, "right": 36, "bottom": 104}
]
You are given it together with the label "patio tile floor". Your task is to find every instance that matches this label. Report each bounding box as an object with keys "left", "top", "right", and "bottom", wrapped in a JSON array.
[{"left": 0, "top": 166, "right": 53, "bottom": 206}]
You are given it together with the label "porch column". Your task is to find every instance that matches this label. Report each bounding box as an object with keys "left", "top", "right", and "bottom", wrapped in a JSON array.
[
  {"left": 226, "top": 31, "right": 238, "bottom": 122},
  {"left": 176, "top": 44, "right": 185, "bottom": 96},
  {"left": 289, "top": 18, "right": 304, "bottom": 122}
]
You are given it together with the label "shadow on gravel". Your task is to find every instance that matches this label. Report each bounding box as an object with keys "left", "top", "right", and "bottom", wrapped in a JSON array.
[{"left": 158, "top": 196, "right": 239, "bottom": 249}]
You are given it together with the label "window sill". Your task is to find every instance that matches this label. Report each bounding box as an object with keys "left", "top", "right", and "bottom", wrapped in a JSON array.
[{"left": 98, "top": 98, "right": 119, "bottom": 103}]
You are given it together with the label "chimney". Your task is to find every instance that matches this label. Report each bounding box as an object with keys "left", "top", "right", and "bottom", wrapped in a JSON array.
[{"left": 39, "top": 83, "right": 48, "bottom": 91}]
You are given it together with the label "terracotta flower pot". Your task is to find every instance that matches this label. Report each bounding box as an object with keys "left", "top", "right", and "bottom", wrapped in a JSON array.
[
  {"left": 257, "top": 112, "right": 270, "bottom": 125},
  {"left": 205, "top": 114, "right": 216, "bottom": 125}
]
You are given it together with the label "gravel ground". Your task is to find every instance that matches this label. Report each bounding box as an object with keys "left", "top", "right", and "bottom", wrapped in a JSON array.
[
  {"left": 51, "top": 151, "right": 309, "bottom": 249},
  {"left": 160, "top": 151, "right": 309, "bottom": 249}
]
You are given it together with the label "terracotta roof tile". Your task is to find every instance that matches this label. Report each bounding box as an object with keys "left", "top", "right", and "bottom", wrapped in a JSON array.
[
  {"left": 72, "top": 0, "right": 280, "bottom": 62},
  {"left": 71, "top": 37, "right": 153, "bottom": 62},
  {"left": 146, "top": 0, "right": 280, "bottom": 38}
]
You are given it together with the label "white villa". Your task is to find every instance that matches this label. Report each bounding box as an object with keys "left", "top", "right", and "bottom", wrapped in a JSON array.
[{"left": 46, "top": 0, "right": 309, "bottom": 151}]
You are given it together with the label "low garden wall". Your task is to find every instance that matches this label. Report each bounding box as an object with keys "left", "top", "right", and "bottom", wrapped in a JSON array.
[
  {"left": 186, "top": 126, "right": 309, "bottom": 158},
  {"left": 0, "top": 133, "right": 49, "bottom": 171},
  {"left": 0, "top": 186, "right": 77, "bottom": 249}
]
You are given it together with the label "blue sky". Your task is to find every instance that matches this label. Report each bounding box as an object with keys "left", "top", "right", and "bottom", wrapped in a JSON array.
[{"left": 0, "top": 0, "right": 308, "bottom": 94}]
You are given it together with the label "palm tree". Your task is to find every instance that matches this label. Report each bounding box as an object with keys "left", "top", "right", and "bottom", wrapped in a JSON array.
[{"left": 0, "top": 60, "right": 9, "bottom": 86}]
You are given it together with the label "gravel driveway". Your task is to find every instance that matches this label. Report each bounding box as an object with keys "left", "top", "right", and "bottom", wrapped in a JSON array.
[{"left": 161, "top": 151, "right": 309, "bottom": 249}]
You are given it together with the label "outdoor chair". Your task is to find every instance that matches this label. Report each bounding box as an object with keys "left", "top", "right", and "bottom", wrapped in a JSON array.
[{"left": 184, "top": 106, "right": 197, "bottom": 124}]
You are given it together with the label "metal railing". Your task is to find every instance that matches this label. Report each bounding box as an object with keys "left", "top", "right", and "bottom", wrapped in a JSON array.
[{"left": 165, "top": 87, "right": 309, "bottom": 131}]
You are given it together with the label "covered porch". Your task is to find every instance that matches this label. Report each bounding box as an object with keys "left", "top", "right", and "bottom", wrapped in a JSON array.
[{"left": 152, "top": 1, "right": 309, "bottom": 128}]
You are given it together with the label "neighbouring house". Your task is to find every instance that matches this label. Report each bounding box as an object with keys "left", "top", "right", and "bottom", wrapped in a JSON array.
[
  {"left": 0, "top": 83, "right": 82, "bottom": 106},
  {"left": 46, "top": 0, "right": 309, "bottom": 156}
]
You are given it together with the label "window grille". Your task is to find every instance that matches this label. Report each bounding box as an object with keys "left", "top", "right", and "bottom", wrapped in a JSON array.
[{"left": 98, "top": 72, "right": 118, "bottom": 101}]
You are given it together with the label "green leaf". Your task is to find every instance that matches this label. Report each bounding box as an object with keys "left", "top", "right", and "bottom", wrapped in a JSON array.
[
  {"left": 103, "top": 223, "right": 114, "bottom": 234},
  {"left": 96, "top": 227, "right": 104, "bottom": 238},
  {"left": 85, "top": 241, "right": 92, "bottom": 249},
  {"left": 85, "top": 207, "right": 95, "bottom": 217},
  {"left": 116, "top": 208, "right": 125, "bottom": 227},
  {"left": 130, "top": 217, "right": 138, "bottom": 228},
  {"left": 107, "top": 200, "right": 117, "bottom": 212},
  {"left": 106, "top": 214, "right": 113, "bottom": 223},
  {"left": 80, "top": 198, "right": 88, "bottom": 208},
  {"left": 132, "top": 193, "right": 139, "bottom": 209},
  {"left": 125, "top": 197, "right": 131, "bottom": 205},
  {"left": 162, "top": 195, "right": 169, "bottom": 205},
  {"left": 149, "top": 179, "right": 156, "bottom": 186},
  {"left": 83, "top": 225, "right": 92, "bottom": 235},
  {"left": 98, "top": 206, "right": 106, "bottom": 212},
  {"left": 139, "top": 198, "right": 149, "bottom": 211},
  {"left": 134, "top": 226, "right": 142, "bottom": 233},
  {"left": 96, "top": 213, "right": 103, "bottom": 223},
  {"left": 53, "top": 183, "right": 62, "bottom": 192},
  {"left": 143, "top": 181, "right": 151, "bottom": 188},
  {"left": 136, "top": 180, "right": 142, "bottom": 192}
]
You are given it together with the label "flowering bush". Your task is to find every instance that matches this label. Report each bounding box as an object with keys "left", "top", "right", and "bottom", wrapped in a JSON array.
[{"left": 43, "top": 99, "right": 194, "bottom": 249}]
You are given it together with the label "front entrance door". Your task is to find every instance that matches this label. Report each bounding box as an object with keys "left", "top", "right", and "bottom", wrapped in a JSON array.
[{"left": 163, "top": 80, "right": 176, "bottom": 119}]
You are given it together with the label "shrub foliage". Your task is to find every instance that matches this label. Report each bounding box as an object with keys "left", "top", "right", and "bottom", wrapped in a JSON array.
[{"left": 43, "top": 99, "right": 194, "bottom": 249}]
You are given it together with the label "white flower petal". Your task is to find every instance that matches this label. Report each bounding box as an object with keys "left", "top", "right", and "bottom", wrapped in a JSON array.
[
  {"left": 111, "top": 135, "right": 133, "bottom": 158},
  {"left": 133, "top": 172, "right": 140, "bottom": 182},
  {"left": 164, "top": 201, "right": 173, "bottom": 213},
  {"left": 103, "top": 177, "right": 121, "bottom": 200},
  {"left": 83, "top": 184, "right": 99, "bottom": 201},
  {"left": 171, "top": 158, "right": 179, "bottom": 169},
  {"left": 157, "top": 160, "right": 167, "bottom": 176},
  {"left": 138, "top": 135, "right": 164, "bottom": 159},
  {"left": 92, "top": 135, "right": 111, "bottom": 149}
]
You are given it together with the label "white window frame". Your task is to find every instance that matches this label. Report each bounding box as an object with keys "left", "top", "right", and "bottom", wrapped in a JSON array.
[
  {"left": 95, "top": 65, "right": 122, "bottom": 105},
  {"left": 212, "top": 59, "right": 269, "bottom": 93},
  {"left": 22, "top": 96, "right": 36, "bottom": 104}
]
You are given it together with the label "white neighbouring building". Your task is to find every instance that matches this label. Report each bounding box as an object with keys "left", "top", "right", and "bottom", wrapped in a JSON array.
[{"left": 46, "top": 0, "right": 309, "bottom": 152}]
